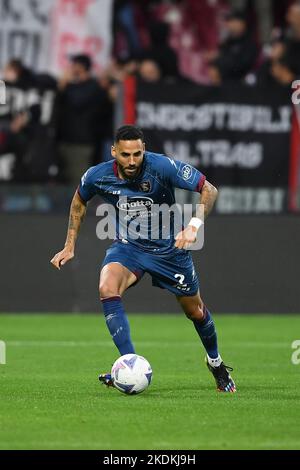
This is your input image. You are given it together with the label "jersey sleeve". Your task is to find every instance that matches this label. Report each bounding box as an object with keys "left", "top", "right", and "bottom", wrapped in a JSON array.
[
  {"left": 77, "top": 167, "right": 97, "bottom": 203},
  {"left": 161, "top": 156, "right": 206, "bottom": 192}
]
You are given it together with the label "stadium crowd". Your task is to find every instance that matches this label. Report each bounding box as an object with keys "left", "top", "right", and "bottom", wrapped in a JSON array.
[{"left": 0, "top": 0, "right": 299, "bottom": 183}]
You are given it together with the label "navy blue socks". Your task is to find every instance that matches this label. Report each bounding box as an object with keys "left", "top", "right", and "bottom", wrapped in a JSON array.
[
  {"left": 101, "top": 297, "right": 220, "bottom": 366},
  {"left": 101, "top": 296, "right": 135, "bottom": 355},
  {"left": 193, "top": 306, "right": 220, "bottom": 361}
]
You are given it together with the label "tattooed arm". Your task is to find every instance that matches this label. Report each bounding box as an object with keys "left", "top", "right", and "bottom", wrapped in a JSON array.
[
  {"left": 175, "top": 181, "right": 218, "bottom": 250},
  {"left": 50, "top": 191, "right": 87, "bottom": 270},
  {"left": 196, "top": 180, "right": 218, "bottom": 220}
]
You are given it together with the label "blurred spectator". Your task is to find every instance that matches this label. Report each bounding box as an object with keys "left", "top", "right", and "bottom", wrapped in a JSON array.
[
  {"left": 101, "top": 58, "right": 138, "bottom": 86},
  {"left": 55, "top": 54, "right": 112, "bottom": 184},
  {"left": 140, "top": 21, "right": 179, "bottom": 80},
  {"left": 283, "top": 2, "right": 300, "bottom": 76},
  {"left": 0, "top": 59, "right": 41, "bottom": 182},
  {"left": 258, "top": 2, "right": 300, "bottom": 86},
  {"left": 207, "top": 63, "right": 222, "bottom": 86},
  {"left": 271, "top": 55, "right": 297, "bottom": 86},
  {"left": 113, "top": 0, "right": 143, "bottom": 62},
  {"left": 208, "top": 10, "right": 258, "bottom": 84},
  {"left": 256, "top": 35, "right": 287, "bottom": 85},
  {"left": 286, "top": 2, "right": 300, "bottom": 40},
  {"left": 112, "top": 0, "right": 170, "bottom": 62},
  {"left": 138, "top": 59, "right": 162, "bottom": 83},
  {"left": 137, "top": 56, "right": 190, "bottom": 85},
  {"left": 3, "top": 59, "right": 37, "bottom": 88},
  {"left": 229, "top": 0, "right": 273, "bottom": 44}
]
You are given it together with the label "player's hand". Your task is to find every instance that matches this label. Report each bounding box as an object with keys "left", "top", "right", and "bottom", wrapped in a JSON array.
[
  {"left": 175, "top": 225, "right": 198, "bottom": 250},
  {"left": 50, "top": 246, "right": 74, "bottom": 270}
]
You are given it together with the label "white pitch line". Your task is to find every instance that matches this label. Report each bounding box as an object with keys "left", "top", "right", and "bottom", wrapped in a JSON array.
[
  {"left": 6, "top": 340, "right": 195, "bottom": 347},
  {"left": 7, "top": 341, "right": 112, "bottom": 347},
  {"left": 5, "top": 340, "right": 287, "bottom": 348}
]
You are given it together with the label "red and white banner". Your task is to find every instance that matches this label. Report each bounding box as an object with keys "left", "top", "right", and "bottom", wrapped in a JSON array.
[
  {"left": 0, "top": 0, "right": 113, "bottom": 77},
  {"left": 50, "top": 0, "right": 112, "bottom": 75}
]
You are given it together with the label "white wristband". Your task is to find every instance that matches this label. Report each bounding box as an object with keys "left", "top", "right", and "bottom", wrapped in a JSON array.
[{"left": 188, "top": 217, "right": 203, "bottom": 230}]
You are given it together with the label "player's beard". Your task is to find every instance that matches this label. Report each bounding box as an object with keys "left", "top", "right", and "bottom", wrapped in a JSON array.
[{"left": 118, "top": 164, "right": 141, "bottom": 180}]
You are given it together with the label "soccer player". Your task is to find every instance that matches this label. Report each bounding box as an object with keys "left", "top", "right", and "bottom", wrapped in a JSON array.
[{"left": 51, "top": 125, "right": 236, "bottom": 393}]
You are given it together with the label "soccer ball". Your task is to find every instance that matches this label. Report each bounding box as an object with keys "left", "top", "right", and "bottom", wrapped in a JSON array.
[{"left": 111, "top": 354, "right": 152, "bottom": 395}]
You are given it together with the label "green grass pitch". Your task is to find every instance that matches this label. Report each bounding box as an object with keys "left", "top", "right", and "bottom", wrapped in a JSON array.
[{"left": 0, "top": 313, "right": 300, "bottom": 450}]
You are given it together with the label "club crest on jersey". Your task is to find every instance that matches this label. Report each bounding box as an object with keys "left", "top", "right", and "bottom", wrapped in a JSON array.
[{"left": 139, "top": 180, "right": 151, "bottom": 193}]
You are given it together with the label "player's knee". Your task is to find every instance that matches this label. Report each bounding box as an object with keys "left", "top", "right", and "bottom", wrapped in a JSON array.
[
  {"left": 185, "top": 305, "right": 205, "bottom": 322},
  {"left": 99, "top": 282, "right": 120, "bottom": 299}
]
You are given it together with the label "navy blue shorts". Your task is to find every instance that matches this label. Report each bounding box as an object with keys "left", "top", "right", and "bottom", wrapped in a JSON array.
[{"left": 102, "top": 240, "right": 199, "bottom": 297}]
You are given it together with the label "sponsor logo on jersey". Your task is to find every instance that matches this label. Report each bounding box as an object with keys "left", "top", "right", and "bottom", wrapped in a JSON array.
[
  {"left": 116, "top": 196, "right": 154, "bottom": 213},
  {"left": 182, "top": 164, "right": 192, "bottom": 181},
  {"left": 177, "top": 163, "right": 196, "bottom": 185}
]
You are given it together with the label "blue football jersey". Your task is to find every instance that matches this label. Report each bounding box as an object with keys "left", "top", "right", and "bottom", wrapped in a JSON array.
[{"left": 78, "top": 151, "right": 206, "bottom": 253}]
